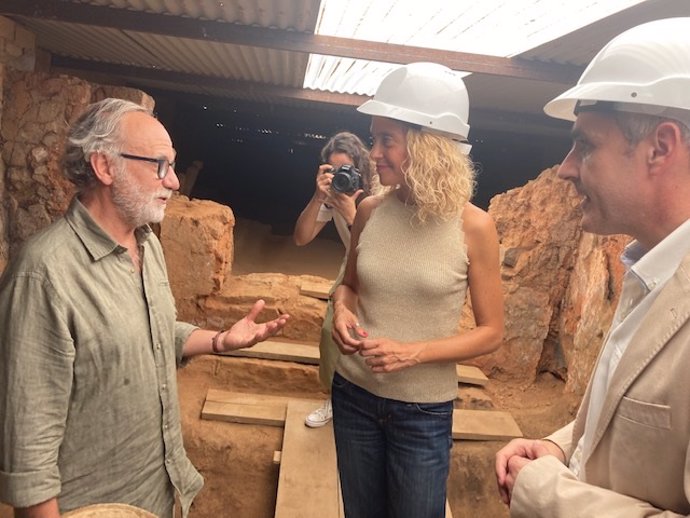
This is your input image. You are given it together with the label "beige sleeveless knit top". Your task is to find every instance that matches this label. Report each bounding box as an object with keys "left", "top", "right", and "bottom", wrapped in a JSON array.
[{"left": 336, "top": 194, "right": 469, "bottom": 403}]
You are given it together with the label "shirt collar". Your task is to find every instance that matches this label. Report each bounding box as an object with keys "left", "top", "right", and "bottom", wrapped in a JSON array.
[
  {"left": 64, "top": 196, "right": 152, "bottom": 262},
  {"left": 622, "top": 218, "right": 690, "bottom": 292}
]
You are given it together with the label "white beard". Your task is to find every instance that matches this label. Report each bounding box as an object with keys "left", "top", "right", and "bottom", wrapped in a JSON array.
[{"left": 111, "top": 169, "right": 171, "bottom": 227}]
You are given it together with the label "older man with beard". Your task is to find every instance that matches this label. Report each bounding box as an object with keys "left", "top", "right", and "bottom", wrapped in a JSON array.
[{"left": 0, "top": 98, "right": 289, "bottom": 518}]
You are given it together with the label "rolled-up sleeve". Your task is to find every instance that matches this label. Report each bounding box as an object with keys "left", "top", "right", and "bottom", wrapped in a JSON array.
[
  {"left": 174, "top": 321, "right": 198, "bottom": 364},
  {"left": 0, "top": 272, "right": 75, "bottom": 507}
]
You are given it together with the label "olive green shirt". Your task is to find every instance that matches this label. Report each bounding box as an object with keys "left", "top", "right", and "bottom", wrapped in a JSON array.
[{"left": 0, "top": 198, "right": 203, "bottom": 516}]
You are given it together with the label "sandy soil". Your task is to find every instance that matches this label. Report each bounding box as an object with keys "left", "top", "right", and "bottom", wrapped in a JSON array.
[
  {"left": 176, "top": 356, "right": 579, "bottom": 518},
  {"left": 0, "top": 228, "right": 581, "bottom": 518},
  {"left": 195, "top": 227, "right": 582, "bottom": 518}
]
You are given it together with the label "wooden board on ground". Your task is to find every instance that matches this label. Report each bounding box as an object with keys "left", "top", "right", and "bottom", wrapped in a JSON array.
[
  {"left": 203, "top": 400, "right": 286, "bottom": 426},
  {"left": 202, "top": 389, "right": 321, "bottom": 426},
  {"left": 220, "top": 341, "right": 489, "bottom": 389},
  {"left": 456, "top": 364, "right": 489, "bottom": 386},
  {"left": 219, "top": 340, "right": 319, "bottom": 365},
  {"left": 274, "top": 400, "right": 342, "bottom": 518},
  {"left": 273, "top": 400, "right": 453, "bottom": 518},
  {"left": 300, "top": 280, "right": 332, "bottom": 300},
  {"left": 453, "top": 409, "right": 522, "bottom": 441},
  {"left": 202, "top": 389, "right": 522, "bottom": 441}
]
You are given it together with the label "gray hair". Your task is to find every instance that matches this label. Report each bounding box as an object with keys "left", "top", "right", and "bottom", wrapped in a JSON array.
[
  {"left": 614, "top": 111, "right": 690, "bottom": 151},
  {"left": 63, "top": 98, "right": 151, "bottom": 191}
]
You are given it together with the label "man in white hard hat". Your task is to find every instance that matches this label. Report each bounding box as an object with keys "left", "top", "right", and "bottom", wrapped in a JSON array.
[{"left": 495, "top": 17, "right": 690, "bottom": 517}]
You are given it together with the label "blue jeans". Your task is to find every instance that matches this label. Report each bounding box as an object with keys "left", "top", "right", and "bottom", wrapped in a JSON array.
[{"left": 332, "top": 372, "right": 453, "bottom": 518}]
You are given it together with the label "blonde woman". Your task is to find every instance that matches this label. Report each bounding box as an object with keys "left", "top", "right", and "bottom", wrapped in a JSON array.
[{"left": 331, "top": 63, "right": 504, "bottom": 518}]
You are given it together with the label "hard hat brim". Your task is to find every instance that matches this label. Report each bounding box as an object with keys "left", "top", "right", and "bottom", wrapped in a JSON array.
[
  {"left": 545, "top": 79, "right": 690, "bottom": 125},
  {"left": 358, "top": 99, "right": 470, "bottom": 139}
]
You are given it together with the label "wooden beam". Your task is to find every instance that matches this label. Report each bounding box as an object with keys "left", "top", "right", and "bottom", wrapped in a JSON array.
[
  {"left": 202, "top": 389, "right": 522, "bottom": 441},
  {"left": 274, "top": 400, "right": 342, "bottom": 518},
  {"left": 4, "top": 0, "right": 582, "bottom": 83},
  {"left": 299, "top": 279, "right": 332, "bottom": 300},
  {"left": 51, "top": 56, "right": 367, "bottom": 107},
  {"left": 203, "top": 399, "right": 287, "bottom": 427},
  {"left": 216, "top": 341, "right": 491, "bottom": 387},
  {"left": 218, "top": 340, "right": 320, "bottom": 365},
  {"left": 50, "top": 59, "right": 573, "bottom": 140},
  {"left": 452, "top": 408, "right": 523, "bottom": 441},
  {"left": 456, "top": 365, "right": 489, "bottom": 387}
]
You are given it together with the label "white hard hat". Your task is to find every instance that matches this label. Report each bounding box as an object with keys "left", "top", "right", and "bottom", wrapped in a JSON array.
[
  {"left": 544, "top": 17, "right": 690, "bottom": 126},
  {"left": 358, "top": 62, "right": 472, "bottom": 153}
]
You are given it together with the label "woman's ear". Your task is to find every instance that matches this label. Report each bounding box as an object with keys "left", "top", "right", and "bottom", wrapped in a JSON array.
[{"left": 89, "top": 152, "right": 116, "bottom": 186}]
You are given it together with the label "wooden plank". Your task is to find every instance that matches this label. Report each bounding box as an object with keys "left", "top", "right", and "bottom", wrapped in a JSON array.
[
  {"left": 446, "top": 499, "right": 453, "bottom": 518},
  {"left": 206, "top": 388, "right": 315, "bottom": 406},
  {"left": 202, "top": 400, "right": 286, "bottom": 426},
  {"left": 299, "top": 280, "right": 332, "bottom": 300},
  {"left": 456, "top": 364, "right": 489, "bottom": 386},
  {"left": 221, "top": 343, "right": 489, "bottom": 389},
  {"left": 274, "top": 400, "right": 341, "bottom": 518},
  {"left": 202, "top": 389, "right": 322, "bottom": 427},
  {"left": 203, "top": 389, "right": 522, "bottom": 441},
  {"left": 219, "top": 340, "right": 319, "bottom": 365},
  {"left": 452, "top": 409, "right": 522, "bottom": 441}
]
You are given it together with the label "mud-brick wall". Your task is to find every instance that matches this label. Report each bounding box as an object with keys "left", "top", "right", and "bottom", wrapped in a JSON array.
[
  {"left": 0, "top": 15, "right": 37, "bottom": 272},
  {"left": 0, "top": 71, "right": 154, "bottom": 266}
]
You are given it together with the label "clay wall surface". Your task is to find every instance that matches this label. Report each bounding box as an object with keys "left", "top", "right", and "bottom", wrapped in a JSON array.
[
  {"left": 472, "top": 167, "right": 627, "bottom": 389},
  {"left": 0, "top": 71, "right": 154, "bottom": 263},
  {"left": 0, "top": 14, "right": 37, "bottom": 272}
]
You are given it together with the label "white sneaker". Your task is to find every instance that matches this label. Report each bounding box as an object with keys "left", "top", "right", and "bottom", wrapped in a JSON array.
[{"left": 305, "top": 398, "right": 333, "bottom": 428}]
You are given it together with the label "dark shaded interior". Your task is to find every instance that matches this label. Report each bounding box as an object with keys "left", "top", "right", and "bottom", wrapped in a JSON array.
[{"left": 154, "top": 94, "right": 572, "bottom": 240}]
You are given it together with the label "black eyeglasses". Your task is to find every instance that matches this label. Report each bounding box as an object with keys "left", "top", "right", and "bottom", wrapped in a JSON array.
[{"left": 119, "top": 153, "right": 176, "bottom": 180}]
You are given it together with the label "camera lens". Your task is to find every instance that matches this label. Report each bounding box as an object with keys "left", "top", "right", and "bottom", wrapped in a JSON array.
[{"left": 331, "top": 165, "right": 361, "bottom": 194}]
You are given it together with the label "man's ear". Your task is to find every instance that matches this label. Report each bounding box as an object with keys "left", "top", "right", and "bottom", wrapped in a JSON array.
[
  {"left": 90, "top": 152, "right": 116, "bottom": 186},
  {"left": 648, "top": 121, "right": 682, "bottom": 171}
]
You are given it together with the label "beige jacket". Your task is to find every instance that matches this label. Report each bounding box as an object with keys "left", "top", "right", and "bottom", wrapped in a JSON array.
[{"left": 511, "top": 253, "right": 690, "bottom": 517}]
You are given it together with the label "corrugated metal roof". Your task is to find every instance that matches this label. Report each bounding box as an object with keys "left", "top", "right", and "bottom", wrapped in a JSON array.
[
  {"left": 4, "top": 0, "right": 690, "bottom": 134},
  {"left": 19, "top": 17, "right": 309, "bottom": 86},
  {"left": 76, "top": 0, "right": 321, "bottom": 31}
]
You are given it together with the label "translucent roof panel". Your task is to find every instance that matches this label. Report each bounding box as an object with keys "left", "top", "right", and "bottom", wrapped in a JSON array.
[{"left": 304, "top": 0, "right": 648, "bottom": 95}]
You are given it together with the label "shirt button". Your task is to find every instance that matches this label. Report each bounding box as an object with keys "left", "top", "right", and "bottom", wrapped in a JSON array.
[{"left": 162, "top": 384, "right": 167, "bottom": 391}]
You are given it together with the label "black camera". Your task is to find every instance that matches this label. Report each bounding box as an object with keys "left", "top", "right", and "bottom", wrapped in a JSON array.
[{"left": 330, "top": 164, "right": 362, "bottom": 194}]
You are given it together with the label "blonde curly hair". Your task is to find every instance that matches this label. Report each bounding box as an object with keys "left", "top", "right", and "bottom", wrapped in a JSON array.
[{"left": 397, "top": 128, "right": 476, "bottom": 223}]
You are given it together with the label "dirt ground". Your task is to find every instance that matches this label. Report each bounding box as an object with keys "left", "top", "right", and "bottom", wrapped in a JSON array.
[
  {"left": 177, "top": 226, "right": 583, "bottom": 518},
  {"left": 176, "top": 356, "right": 580, "bottom": 518},
  {"left": 0, "top": 226, "right": 582, "bottom": 518}
]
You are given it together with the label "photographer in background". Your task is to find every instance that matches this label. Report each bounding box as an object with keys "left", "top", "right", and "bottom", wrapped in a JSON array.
[{"left": 293, "top": 131, "right": 380, "bottom": 428}]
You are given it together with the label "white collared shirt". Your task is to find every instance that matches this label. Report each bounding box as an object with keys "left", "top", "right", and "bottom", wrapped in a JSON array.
[{"left": 570, "top": 218, "right": 690, "bottom": 479}]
